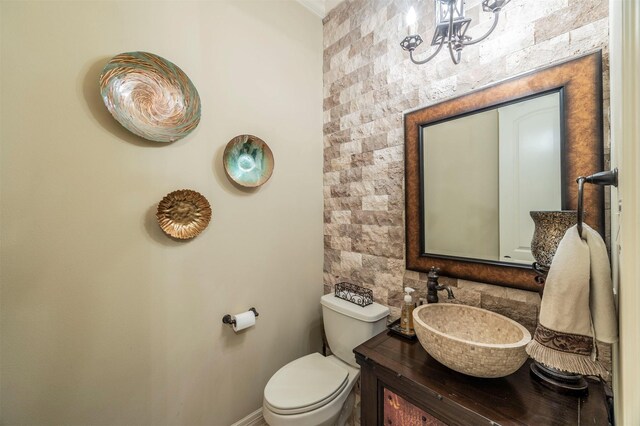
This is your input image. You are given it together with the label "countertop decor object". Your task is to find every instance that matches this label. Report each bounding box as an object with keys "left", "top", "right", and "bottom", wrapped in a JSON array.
[
  {"left": 413, "top": 303, "right": 531, "bottom": 378},
  {"left": 99, "top": 51, "right": 201, "bottom": 142},
  {"left": 156, "top": 189, "right": 211, "bottom": 239},
  {"left": 223, "top": 135, "right": 274, "bottom": 188},
  {"left": 530, "top": 210, "right": 577, "bottom": 270},
  {"left": 334, "top": 282, "right": 373, "bottom": 307},
  {"left": 355, "top": 330, "right": 611, "bottom": 425}
]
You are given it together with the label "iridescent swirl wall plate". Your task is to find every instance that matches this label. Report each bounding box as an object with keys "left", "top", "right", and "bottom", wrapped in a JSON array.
[
  {"left": 223, "top": 135, "right": 274, "bottom": 188},
  {"left": 156, "top": 189, "right": 212, "bottom": 239},
  {"left": 99, "top": 52, "right": 201, "bottom": 143}
]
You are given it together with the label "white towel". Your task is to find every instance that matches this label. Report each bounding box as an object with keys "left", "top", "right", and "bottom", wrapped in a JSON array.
[{"left": 526, "top": 224, "right": 618, "bottom": 377}]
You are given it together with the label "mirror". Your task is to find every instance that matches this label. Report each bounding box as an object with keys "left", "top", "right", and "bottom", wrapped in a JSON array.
[
  {"left": 405, "top": 52, "right": 604, "bottom": 291},
  {"left": 423, "top": 92, "right": 562, "bottom": 265}
]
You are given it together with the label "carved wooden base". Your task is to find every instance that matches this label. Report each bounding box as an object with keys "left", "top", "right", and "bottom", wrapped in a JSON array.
[{"left": 530, "top": 361, "right": 589, "bottom": 395}]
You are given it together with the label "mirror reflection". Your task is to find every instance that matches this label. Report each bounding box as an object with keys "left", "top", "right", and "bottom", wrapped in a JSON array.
[{"left": 422, "top": 92, "right": 562, "bottom": 265}]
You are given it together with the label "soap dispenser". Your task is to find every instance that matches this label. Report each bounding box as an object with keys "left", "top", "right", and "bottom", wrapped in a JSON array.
[{"left": 400, "top": 287, "right": 416, "bottom": 336}]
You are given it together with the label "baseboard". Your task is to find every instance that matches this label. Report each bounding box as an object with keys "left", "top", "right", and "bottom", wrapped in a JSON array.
[{"left": 230, "top": 408, "right": 264, "bottom": 426}]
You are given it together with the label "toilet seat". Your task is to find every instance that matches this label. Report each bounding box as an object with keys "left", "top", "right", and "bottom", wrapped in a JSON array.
[{"left": 264, "top": 353, "right": 349, "bottom": 415}]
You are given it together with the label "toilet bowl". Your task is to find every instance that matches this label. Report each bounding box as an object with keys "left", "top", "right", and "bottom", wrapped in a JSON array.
[
  {"left": 262, "top": 353, "right": 359, "bottom": 426},
  {"left": 262, "top": 293, "right": 389, "bottom": 426}
]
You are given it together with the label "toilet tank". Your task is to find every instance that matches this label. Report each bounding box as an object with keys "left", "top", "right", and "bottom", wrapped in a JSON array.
[{"left": 321, "top": 293, "right": 390, "bottom": 368}]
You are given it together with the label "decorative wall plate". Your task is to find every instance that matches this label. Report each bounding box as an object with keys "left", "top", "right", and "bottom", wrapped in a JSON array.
[
  {"left": 99, "top": 51, "right": 201, "bottom": 143},
  {"left": 223, "top": 135, "right": 274, "bottom": 188},
  {"left": 156, "top": 190, "right": 211, "bottom": 239}
]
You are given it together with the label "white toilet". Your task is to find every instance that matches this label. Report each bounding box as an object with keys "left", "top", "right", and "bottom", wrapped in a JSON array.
[{"left": 262, "top": 293, "right": 389, "bottom": 426}]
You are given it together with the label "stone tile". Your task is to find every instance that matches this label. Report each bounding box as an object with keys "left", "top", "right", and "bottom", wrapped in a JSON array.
[
  {"left": 324, "top": 196, "right": 362, "bottom": 210},
  {"left": 352, "top": 237, "right": 403, "bottom": 259},
  {"left": 388, "top": 226, "right": 403, "bottom": 242},
  {"left": 324, "top": 26, "right": 361, "bottom": 62},
  {"left": 361, "top": 133, "right": 388, "bottom": 152},
  {"left": 361, "top": 163, "right": 389, "bottom": 181},
  {"left": 348, "top": 32, "right": 375, "bottom": 59},
  {"left": 350, "top": 151, "right": 375, "bottom": 167},
  {"left": 330, "top": 63, "right": 374, "bottom": 95},
  {"left": 374, "top": 273, "right": 400, "bottom": 290},
  {"left": 323, "top": 119, "right": 340, "bottom": 135},
  {"left": 362, "top": 194, "right": 388, "bottom": 211},
  {"left": 387, "top": 289, "right": 404, "bottom": 313},
  {"left": 330, "top": 236, "right": 352, "bottom": 251},
  {"left": 330, "top": 183, "right": 349, "bottom": 197},
  {"left": 568, "top": 18, "right": 609, "bottom": 52},
  {"left": 340, "top": 168, "right": 363, "bottom": 184},
  {"left": 387, "top": 258, "right": 405, "bottom": 275},
  {"left": 373, "top": 178, "right": 402, "bottom": 196},
  {"left": 440, "top": 287, "right": 482, "bottom": 307},
  {"left": 481, "top": 294, "right": 539, "bottom": 335},
  {"left": 341, "top": 250, "right": 363, "bottom": 270},
  {"left": 457, "top": 279, "right": 508, "bottom": 297},
  {"left": 403, "top": 270, "right": 420, "bottom": 281},
  {"left": 324, "top": 171, "right": 341, "bottom": 185},
  {"left": 362, "top": 224, "right": 389, "bottom": 240},
  {"left": 439, "top": 276, "right": 458, "bottom": 288},
  {"left": 362, "top": 254, "right": 388, "bottom": 271},
  {"left": 352, "top": 210, "right": 402, "bottom": 226},
  {"left": 324, "top": 222, "right": 347, "bottom": 236},
  {"left": 504, "top": 287, "right": 542, "bottom": 306},
  {"left": 325, "top": 128, "right": 353, "bottom": 145},
  {"left": 330, "top": 210, "right": 352, "bottom": 224},
  {"left": 348, "top": 181, "right": 375, "bottom": 197},
  {"left": 324, "top": 146, "right": 341, "bottom": 160},
  {"left": 533, "top": 0, "right": 607, "bottom": 44}
]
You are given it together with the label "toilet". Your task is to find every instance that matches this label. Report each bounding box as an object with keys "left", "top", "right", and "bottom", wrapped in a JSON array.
[{"left": 262, "top": 293, "right": 389, "bottom": 426}]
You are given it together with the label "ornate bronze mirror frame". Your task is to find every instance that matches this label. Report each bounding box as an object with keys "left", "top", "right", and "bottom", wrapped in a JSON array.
[{"left": 405, "top": 52, "right": 604, "bottom": 291}]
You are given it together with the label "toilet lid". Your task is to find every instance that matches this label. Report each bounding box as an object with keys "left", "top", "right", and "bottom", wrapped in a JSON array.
[{"left": 264, "top": 353, "right": 349, "bottom": 414}]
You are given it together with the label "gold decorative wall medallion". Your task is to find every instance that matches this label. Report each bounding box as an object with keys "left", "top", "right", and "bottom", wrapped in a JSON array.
[{"left": 156, "top": 189, "right": 211, "bottom": 239}]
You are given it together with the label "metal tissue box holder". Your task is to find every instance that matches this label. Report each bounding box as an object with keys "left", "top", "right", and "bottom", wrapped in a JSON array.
[{"left": 334, "top": 282, "right": 373, "bottom": 308}]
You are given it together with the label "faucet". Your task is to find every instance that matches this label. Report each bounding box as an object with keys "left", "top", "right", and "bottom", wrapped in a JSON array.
[{"left": 426, "top": 267, "right": 454, "bottom": 303}]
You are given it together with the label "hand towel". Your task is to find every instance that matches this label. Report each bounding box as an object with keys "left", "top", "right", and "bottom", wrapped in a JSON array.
[{"left": 526, "top": 224, "right": 618, "bottom": 377}]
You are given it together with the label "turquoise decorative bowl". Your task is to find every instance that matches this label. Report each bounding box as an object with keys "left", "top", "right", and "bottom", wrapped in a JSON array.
[
  {"left": 223, "top": 135, "right": 274, "bottom": 188},
  {"left": 99, "top": 51, "right": 201, "bottom": 143}
]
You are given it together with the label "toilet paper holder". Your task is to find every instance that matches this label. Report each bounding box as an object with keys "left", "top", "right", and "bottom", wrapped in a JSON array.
[{"left": 222, "top": 308, "right": 259, "bottom": 326}]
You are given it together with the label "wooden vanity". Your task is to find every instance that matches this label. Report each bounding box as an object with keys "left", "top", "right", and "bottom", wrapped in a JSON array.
[{"left": 354, "top": 331, "right": 611, "bottom": 425}]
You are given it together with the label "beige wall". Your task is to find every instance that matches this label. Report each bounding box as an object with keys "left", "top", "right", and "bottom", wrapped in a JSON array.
[{"left": 0, "top": 2, "right": 323, "bottom": 425}]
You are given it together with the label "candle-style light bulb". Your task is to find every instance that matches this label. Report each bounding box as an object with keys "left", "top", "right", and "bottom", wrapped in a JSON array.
[{"left": 406, "top": 7, "right": 417, "bottom": 35}]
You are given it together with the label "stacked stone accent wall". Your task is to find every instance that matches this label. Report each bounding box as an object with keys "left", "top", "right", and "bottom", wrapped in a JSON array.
[{"left": 323, "top": 0, "right": 609, "bottom": 332}]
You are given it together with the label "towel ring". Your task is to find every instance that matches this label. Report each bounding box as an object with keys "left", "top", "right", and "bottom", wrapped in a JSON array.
[{"left": 576, "top": 169, "right": 618, "bottom": 238}]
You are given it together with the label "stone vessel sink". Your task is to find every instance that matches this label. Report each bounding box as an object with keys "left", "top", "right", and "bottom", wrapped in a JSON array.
[{"left": 413, "top": 304, "right": 531, "bottom": 378}]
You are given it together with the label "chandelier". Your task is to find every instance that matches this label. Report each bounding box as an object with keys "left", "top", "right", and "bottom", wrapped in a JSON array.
[{"left": 400, "top": 0, "right": 511, "bottom": 65}]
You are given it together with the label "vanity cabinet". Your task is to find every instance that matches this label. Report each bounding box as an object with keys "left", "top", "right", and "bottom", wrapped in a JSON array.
[{"left": 354, "top": 331, "right": 610, "bottom": 426}]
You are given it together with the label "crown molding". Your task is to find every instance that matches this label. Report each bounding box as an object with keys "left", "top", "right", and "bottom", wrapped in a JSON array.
[{"left": 295, "top": 0, "right": 325, "bottom": 18}]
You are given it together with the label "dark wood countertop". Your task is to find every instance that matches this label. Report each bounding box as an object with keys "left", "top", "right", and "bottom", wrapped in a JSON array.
[{"left": 354, "top": 330, "right": 610, "bottom": 426}]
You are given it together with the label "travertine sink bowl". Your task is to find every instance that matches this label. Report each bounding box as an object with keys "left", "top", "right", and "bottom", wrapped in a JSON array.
[{"left": 413, "top": 304, "right": 531, "bottom": 378}]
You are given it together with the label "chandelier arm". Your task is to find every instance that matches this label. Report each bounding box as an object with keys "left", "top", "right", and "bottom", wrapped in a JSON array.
[
  {"left": 446, "top": 7, "right": 461, "bottom": 65},
  {"left": 447, "top": 42, "right": 462, "bottom": 64},
  {"left": 462, "top": 10, "right": 500, "bottom": 46},
  {"left": 409, "top": 39, "right": 445, "bottom": 65}
]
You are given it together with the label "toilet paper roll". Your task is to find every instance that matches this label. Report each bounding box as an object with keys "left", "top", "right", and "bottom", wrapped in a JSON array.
[{"left": 232, "top": 310, "right": 256, "bottom": 332}]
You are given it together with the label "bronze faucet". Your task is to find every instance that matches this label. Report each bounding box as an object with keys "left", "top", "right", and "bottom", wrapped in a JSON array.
[{"left": 426, "top": 267, "right": 454, "bottom": 303}]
